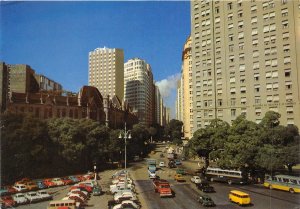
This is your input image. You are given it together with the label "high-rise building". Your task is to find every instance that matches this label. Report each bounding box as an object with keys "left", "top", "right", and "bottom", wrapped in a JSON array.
[
  {"left": 89, "top": 47, "right": 124, "bottom": 101},
  {"left": 155, "top": 85, "right": 162, "bottom": 125},
  {"left": 35, "top": 74, "right": 62, "bottom": 92},
  {"left": 176, "top": 78, "right": 183, "bottom": 121},
  {"left": 191, "top": 0, "right": 300, "bottom": 130},
  {"left": 181, "top": 36, "right": 193, "bottom": 139},
  {"left": 124, "top": 58, "right": 154, "bottom": 127}
]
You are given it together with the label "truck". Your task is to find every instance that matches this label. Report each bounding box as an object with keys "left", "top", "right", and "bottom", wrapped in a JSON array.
[
  {"left": 147, "top": 159, "right": 157, "bottom": 171},
  {"left": 153, "top": 179, "right": 172, "bottom": 197}
]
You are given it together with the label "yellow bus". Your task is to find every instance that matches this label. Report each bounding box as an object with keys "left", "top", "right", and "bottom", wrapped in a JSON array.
[
  {"left": 264, "top": 174, "right": 300, "bottom": 193},
  {"left": 47, "top": 199, "right": 76, "bottom": 209},
  {"left": 229, "top": 190, "right": 251, "bottom": 206}
]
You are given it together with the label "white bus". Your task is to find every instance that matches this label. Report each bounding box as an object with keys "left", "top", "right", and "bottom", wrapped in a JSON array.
[{"left": 205, "top": 167, "right": 248, "bottom": 185}]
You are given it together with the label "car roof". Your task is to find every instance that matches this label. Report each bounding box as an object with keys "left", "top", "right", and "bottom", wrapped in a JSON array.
[{"left": 230, "top": 190, "right": 249, "bottom": 196}]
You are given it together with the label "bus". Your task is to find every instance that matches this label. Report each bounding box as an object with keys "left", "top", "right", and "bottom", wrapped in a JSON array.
[
  {"left": 264, "top": 174, "right": 300, "bottom": 193},
  {"left": 205, "top": 167, "right": 249, "bottom": 185}
]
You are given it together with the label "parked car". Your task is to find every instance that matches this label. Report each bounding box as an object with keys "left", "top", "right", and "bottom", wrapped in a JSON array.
[
  {"left": 112, "top": 200, "right": 141, "bottom": 209},
  {"left": 1, "top": 196, "right": 16, "bottom": 208},
  {"left": 12, "top": 184, "right": 28, "bottom": 192},
  {"left": 24, "top": 181, "right": 38, "bottom": 191},
  {"left": 114, "top": 191, "right": 137, "bottom": 203},
  {"left": 15, "top": 178, "right": 31, "bottom": 185},
  {"left": 51, "top": 178, "right": 64, "bottom": 186},
  {"left": 69, "top": 188, "right": 89, "bottom": 197},
  {"left": 43, "top": 179, "right": 56, "bottom": 188},
  {"left": 34, "top": 180, "right": 47, "bottom": 189},
  {"left": 159, "top": 162, "right": 165, "bottom": 167},
  {"left": 68, "top": 176, "right": 80, "bottom": 183},
  {"left": 197, "top": 194, "right": 215, "bottom": 207},
  {"left": 61, "top": 177, "right": 73, "bottom": 185},
  {"left": 25, "top": 191, "right": 41, "bottom": 203},
  {"left": 13, "top": 193, "right": 29, "bottom": 205},
  {"left": 67, "top": 191, "right": 88, "bottom": 200},
  {"left": 37, "top": 190, "right": 53, "bottom": 201},
  {"left": 196, "top": 183, "right": 215, "bottom": 193},
  {"left": 0, "top": 188, "right": 8, "bottom": 197}
]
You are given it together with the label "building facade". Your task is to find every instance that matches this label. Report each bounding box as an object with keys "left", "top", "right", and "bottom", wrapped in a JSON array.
[
  {"left": 191, "top": 0, "right": 300, "bottom": 131},
  {"left": 124, "top": 58, "right": 154, "bottom": 127},
  {"left": 181, "top": 36, "right": 193, "bottom": 139},
  {"left": 176, "top": 77, "right": 183, "bottom": 122},
  {"left": 89, "top": 47, "right": 124, "bottom": 101},
  {"left": 6, "top": 86, "right": 138, "bottom": 129},
  {"left": 0, "top": 62, "right": 63, "bottom": 113}
]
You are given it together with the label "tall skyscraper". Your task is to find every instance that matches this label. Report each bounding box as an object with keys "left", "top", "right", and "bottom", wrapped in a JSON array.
[
  {"left": 176, "top": 78, "right": 183, "bottom": 122},
  {"left": 124, "top": 58, "right": 154, "bottom": 127},
  {"left": 89, "top": 47, "right": 124, "bottom": 101},
  {"left": 191, "top": 0, "right": 300, "bottom": 130},
  {"left": 181, "top": 36, "right": 193, "bottom": 139}
]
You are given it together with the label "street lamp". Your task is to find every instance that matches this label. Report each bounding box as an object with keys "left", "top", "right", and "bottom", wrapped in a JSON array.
[
  {"left": 93, "top": 163, "right": 97, "bottom": 181},
  {"left": 118, "top": 122, "right": 131, "bottom": 188}
]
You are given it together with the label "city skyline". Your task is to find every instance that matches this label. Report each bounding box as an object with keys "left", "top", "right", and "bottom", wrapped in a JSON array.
[{"left": 1, "top": 1, "right": 190, "bottom": 118}]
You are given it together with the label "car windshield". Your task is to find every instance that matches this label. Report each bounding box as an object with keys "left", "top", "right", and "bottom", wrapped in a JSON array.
[
  {"left": 204, "top": 197, "right": 212, "bottom": 201},
  {"left": 40, "top": 192, "right": 47, "bottom": 194},
  {"left": 161, "top": 185, "right": 170, "bottom": 188}
]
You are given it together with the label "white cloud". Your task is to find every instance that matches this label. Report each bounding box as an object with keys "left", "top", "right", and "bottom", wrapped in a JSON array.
[
  {"left": 155, "top": 73, "right": 180, "bottom": 99},
  {"left": 156, "top": 73, "right": 181, "bottom": 119}
]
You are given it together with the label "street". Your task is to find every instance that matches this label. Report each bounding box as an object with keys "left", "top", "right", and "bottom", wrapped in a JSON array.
[{"left": 16, "top": 143, "right": 300, "bottom": 209}]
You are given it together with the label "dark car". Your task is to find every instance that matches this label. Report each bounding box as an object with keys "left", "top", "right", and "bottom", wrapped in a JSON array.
[
  {"left": 197, "top": 194, "right": 215, "bottom": 207},
  {"left": 196, "top": 182, "right": 215, "bottom": 193},
  {"left": 168, "top": 161, "right": 176, "bottom": 168}
]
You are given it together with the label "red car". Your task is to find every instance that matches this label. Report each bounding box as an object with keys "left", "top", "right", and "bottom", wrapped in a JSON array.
[
  {"left": 1, "top": 196, "right": 16, "bottom": 208},
  {"left": 61, "top": 177, "right": 73, "bottom": 185},
  {"left": 43, "top": 179, "right": 56, "bottom": 187},
  {"left": 76, "top": 184, "right": 93, "bottom": 193},
  {"left": 76, "top": 175, "right": 85, "bottom": 182}
]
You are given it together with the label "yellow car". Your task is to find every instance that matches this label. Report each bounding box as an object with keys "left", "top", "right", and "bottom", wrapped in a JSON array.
[
  {"left": 174, "top": 174, "right": 185, "bottom": 182},
  {"left": 24, "top": 181, "right": 38, "bottom": 191},
  {"left": 229, "top": 190, "right": 251, "bottom": 206}
]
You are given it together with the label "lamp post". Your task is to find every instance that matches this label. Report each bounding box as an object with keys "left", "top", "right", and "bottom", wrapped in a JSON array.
[
  {"left": 118, "top": 122, "right": 131, "bottom": 188},
  {"left": 93, "top": 163, "right": 97, "bottom": 181}
]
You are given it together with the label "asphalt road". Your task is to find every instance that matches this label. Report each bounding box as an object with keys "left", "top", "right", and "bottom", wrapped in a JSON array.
[{"left": 15, "top": 143, "right": 300, "bottom": 209}]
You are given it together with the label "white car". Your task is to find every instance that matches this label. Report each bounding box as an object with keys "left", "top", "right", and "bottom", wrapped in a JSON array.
[
  {"left": 148, "top": 170, "right": 156, "bottom": 179},
  {"left": 159, "top": 162, "right": 165, "bottom": 167},
  {"left": 114, "top": 191, "right": 137, "bottom": 202},
  {"left": 13, "top": 184, "right": 27, "bottom": 192},
  {"left": 25, "top": 192, "right": 41, "bottom": 203},
  {"left": 110, "top": 183, "right": 134, "bottom": 192},
  {"left": 81, "top": 180, "right": 98, "bottom": 187},
  {"left": 113, "top": 200, "right": 140, "bottom": 209},
  {"left": 69, "top": 188, "right": 89, "bottom": 197},
  {"left": 36, "top": 190, "right": 53, "bottom": 201},
  {"left": 191, "top": 176, "right": 202, "bottom": 184},
  {"left": 51, "top": 178, "right": 64, "bottom": 186},
  {"left": 13, "top": 193, "right": 29, "bottom": 205},
  {"left": 112, "top": 178, "right": 133, "bottom": 185}
]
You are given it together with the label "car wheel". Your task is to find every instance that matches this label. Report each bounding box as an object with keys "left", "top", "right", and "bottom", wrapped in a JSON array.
[{"left": 289, "top": 188, "right": 295, "bottom": 194}]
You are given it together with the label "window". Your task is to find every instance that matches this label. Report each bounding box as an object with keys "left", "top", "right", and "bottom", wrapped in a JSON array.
[
  {"left": 253, "top": 62, "right": 259, "bottom": 70},
  {"left": 215, "top": 7, "right": 220, "bottom": 13},
  {"left": 255, "top": 96, "right": 261, "bottom": 104},
  {"left": 228, "top": 2, "right": 232, "bottom": 10},
  {"left": 231, "top": 98, "right": 236, "bottom": 106},
  {"left": 239, "top": 64, "right": 245, "bottom": 72},
  {"left": 251, "top": 5, "right": 257, "bottom": 13},
  {"left": 251, "top": 17, "right": 258, "bottom": 24},
  {"left": 228, "top": 23, "right": 234, "bottom": 30},
  {"left": 270, "top": 24, "right": 276, "bottom": 31},
  {"left": 239, "top": 42, "right": 244, "bottom": 50},
  {"left": 282, "top": 20, "right": 289, "bottom": 29},
  {"left": 269, "top": 12, "right": 275, "bottom": 19},
  {"left": 240, "top": 86, "right": 246, "bottom": 94},
  {"left": 253, "top": 50, "right": 259, "bottom": 58},
  {"left": 238, "top": 21, "right": 244, "bottom": 29},
  {"left": 255, "top": 108, "right": 262, "bottom": 116},
  {"left": 241, "top": 97, "right": 246, "bottom": 105},
  {"left": 254, "top": 73, "right": 260, "bottom": 81},
  {"left": 273, "top": 82, "right": 279, "bottom": 91},
  {"left": 282, "top": 8, "right": 288, "bottom": 17},
  {"left": 238, "top": 11, "right": 243, "bottom": 18},
  {"left": 228, "top": 13, "right": 233, "bottom": 21},
  {"left": 252, "top": 28, "right": 258, "bottom": 36},
  {"left": 287, "top": 106, "right": 293, "bottom": 114},
  {"left": 254, "top": 84, "right": 260, "bottom": 92},
  {"left": 229, "top": 34, "right": 234, "bottom": 41},
  {"left": 284, "top": 56, "right": 291, "bottom": 65},
  {"left": 238, "top": 32, "right": 244, "bottom": 39},
  {"left": 283, "top": 44, "right": 290, "bottom": 53},
  {"left": 285, "top": 69, "right": 291, "bottom": 77},
  {"left": 266, "top": 83, "right": 272, "bottom": 91},
  {"left": 229, "top": 44, "right": 234, "bottom": 52},
  {"left": 271, "top": 59, "right": 278, "bottom": 67},
  {"left": 285, "top": 81, "right": 292, "bottom": 90},
  {"left": 283, "top": 32, "right": 289, "bottom": 41},
  {"left": 215, "top": 16, "right": 220, "bottom": 23},
  {"left": 231, "top": 109, "right": 236, "bottom": 117},
  {"left": 263, "top": 25, "right": 269, "bottom": 33}
]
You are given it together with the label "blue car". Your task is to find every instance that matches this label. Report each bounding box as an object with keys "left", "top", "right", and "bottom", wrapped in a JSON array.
[
  {"left": 0, "top": 187, "right": 8, "bottom": 196},
  {"left": 175, "top": 159, "right": 182, "bottom": 165},
  {"left": 35, "top": 180, "right": 47, "bottom": 189},
  {"left": 68, "top": 176, "right": 80, "bottom": 183}
]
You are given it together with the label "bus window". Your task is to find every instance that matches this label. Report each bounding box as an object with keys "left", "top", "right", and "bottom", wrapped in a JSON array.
[
  {"left": 283, "top": 178, "right": 289, "bottom": 183},
  {"left": 290, "top": 179, "right": 297, "bottom": 184}
]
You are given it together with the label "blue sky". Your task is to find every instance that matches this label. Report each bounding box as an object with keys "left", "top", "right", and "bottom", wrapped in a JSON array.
[{"left": 1, "top": 1, "right": 190, "bottom": 118}]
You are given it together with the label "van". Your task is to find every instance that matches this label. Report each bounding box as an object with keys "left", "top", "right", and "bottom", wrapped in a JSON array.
[
  {"left": 47, "top": 199, "right": 76, "bottom": 209},
  {"left": 229, "top": 190, "right": 251, "bottom": 206}
]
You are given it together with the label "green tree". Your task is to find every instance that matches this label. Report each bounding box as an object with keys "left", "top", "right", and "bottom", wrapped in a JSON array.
[{"left": 164, "top": 119, "right": 183, "bottom": 144}]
